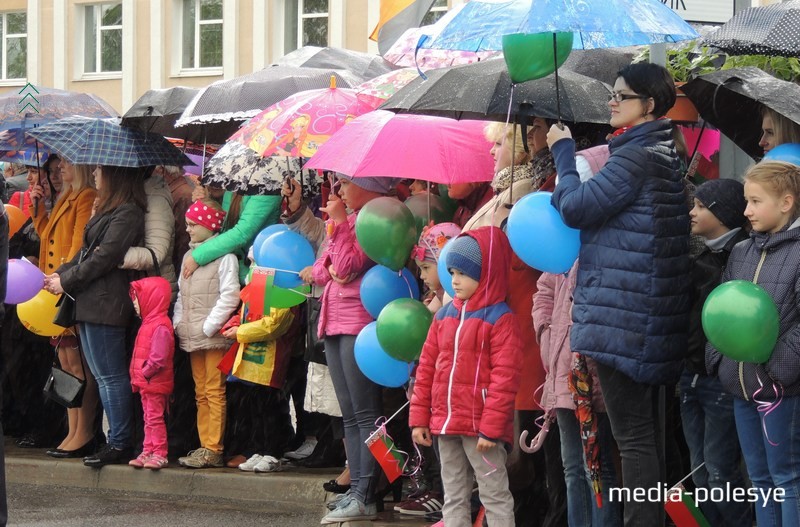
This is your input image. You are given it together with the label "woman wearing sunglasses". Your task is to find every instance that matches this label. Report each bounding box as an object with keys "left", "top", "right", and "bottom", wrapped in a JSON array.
[{"left": 545, "top": 62, "right": 691, "bottom": 527}]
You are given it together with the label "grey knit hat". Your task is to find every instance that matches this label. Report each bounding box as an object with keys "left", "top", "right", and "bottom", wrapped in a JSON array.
[
  {"left": 337, "top": 173, "right": 398, "bottom": 194},
  {"left": 694, "top": 179, "right": 747, "bottom": 230}
]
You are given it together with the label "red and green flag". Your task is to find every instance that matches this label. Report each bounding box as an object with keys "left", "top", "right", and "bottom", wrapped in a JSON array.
[
  {"left": 665, "top": 485, "right": 710, "bottom": 527},
  {"left": 365, "top": 427, "right": 406, "bottom": 483}
]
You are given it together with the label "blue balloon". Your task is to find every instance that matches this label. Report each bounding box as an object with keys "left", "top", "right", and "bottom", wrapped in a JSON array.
[
  {"left": 436, "top": 238, "right": 456, "bottom": 298},
  {"left": 507, "top": 192, "right": 580, "bottom": 274},
  {"left": 360, "top": 265, "right": 420, "bottom": 319},
  {"left": 255, "top": 230, "right": 316, "bottom": 289},
  {"left": 764, "top": 143, "right": 800, "bottom": 166},
  {"left": 252, "top": 223, "right": 289, "bottom": 257},
  {"left": 354, "top": 322, "right": 411, "bottom": 388}
]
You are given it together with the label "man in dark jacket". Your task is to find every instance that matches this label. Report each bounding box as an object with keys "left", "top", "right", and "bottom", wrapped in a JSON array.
[
  {"left": 0, "top": 206, "right": 9, "bottom": 526},
  {"left": 682, "top": 179, "right": 751, "bottom": 527}
]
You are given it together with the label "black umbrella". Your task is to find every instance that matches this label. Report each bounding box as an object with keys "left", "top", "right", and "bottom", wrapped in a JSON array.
[
  {"left": 379, "top": 58, "right": 612, "bottom": 124},
  {"left": 121, "top": 87, "right": 200, "bottom": 140},
  {"left": 704, "top": 0, "right": 800, "bottom": 58},
  {"left": 274, "top": 46, "right": 398, "bottom": 82},
  {"left": 174, "top": 65, "right": 362, "bottom": 144},
  {"left": 681, "top": 67, "right": 800, "bottom": 159},
  {"left": 561, "top": 48, "right": 634, "bottom": 86}
]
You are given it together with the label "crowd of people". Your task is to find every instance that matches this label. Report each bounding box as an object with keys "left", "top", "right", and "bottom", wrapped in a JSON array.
[{"left": 1, "top": 61, "right": 800, "bottom": 527}]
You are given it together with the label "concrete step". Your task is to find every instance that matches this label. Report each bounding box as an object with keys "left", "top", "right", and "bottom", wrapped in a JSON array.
[{"left": 4, "top": 442, "right": 432, "bottom": 526}]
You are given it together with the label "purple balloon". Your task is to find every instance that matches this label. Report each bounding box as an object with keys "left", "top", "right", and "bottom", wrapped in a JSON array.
[{"left": 6, "top": 259, "right": 45, "bottom": 304}]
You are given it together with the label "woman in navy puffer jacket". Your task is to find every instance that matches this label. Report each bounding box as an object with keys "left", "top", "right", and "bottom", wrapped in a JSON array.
[{"left": 546, "top": 63, "right": 691, "bottom": 527}]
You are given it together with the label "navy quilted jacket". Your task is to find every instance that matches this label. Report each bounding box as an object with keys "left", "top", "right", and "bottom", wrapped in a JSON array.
[
  {"left": 550, "top": 119, "right": 691, "bottom": 385},
  {"left": 706, "top": 219, "right": 800, "bottom": 401}
]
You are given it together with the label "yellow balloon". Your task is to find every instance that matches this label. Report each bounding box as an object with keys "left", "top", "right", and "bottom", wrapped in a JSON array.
[{"left": 17, "top": 290, "right": 67, "bottom": 337}]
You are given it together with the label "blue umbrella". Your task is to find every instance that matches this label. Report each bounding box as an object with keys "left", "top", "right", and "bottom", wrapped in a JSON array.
[
  {"left": 0, "top": 128, "right": 53, "bottom": 165},
  {"left": 27, "top": 116, "right": 191, "bottom": 168},
  {"left": 0, "top": 87, "right": 117, "bottom": 131},
  {"left": 421, "top": 0, "right": 699, "bottom": 51}
]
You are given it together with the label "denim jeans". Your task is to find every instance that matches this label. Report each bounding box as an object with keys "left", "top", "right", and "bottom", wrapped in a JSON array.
[
  {"left": 679, "top": 372, "right": 751, "bottom": 527},
  {"left": 595, "top": 362, "right": 664, "bottom": 527},
  {"left": 324, "top": 335, "right": 382, "bottom": 505},
  {"left": 79, "top": 323, "right": 132, "bottom": 449},
  {"left": 557, "top": 408, "right": 622, "bottom": 527},
  {"left": 735, "top": 395, "right": 800, "bottom": 527}
]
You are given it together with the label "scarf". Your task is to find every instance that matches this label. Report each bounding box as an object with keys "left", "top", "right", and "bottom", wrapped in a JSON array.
[
  {"left": 530, "top": 149, "right": 556, "bottom": 190},
  {"left": 491, "top": 163, "right": 535, "bottom": 193}
]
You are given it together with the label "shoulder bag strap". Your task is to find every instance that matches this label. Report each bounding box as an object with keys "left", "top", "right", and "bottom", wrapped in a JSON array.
[{"left": 145, "top": 247, "right": 161, "bottom": 277}]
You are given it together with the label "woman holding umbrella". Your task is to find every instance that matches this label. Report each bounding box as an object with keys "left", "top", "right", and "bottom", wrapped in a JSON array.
[
  {"left": 547, "top": 62, "right": 691, "bottom": 526},
  {"left": 31, "top": 161, "right": 99, "bottom": 459},
  {"left": 44, "top": 166, "right": 147, "bottom": 468}
]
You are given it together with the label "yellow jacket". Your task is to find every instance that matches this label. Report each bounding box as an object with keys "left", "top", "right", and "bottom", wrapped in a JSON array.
[
  {"left": 232, "top": 307, "right": 294, "bottom": 388},
  {"left": 31, "top": 187, "right": 97, "bottom": 273}
]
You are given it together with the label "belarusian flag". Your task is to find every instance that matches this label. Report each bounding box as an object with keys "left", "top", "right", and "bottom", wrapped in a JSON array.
[
  {"left": 365, "top": 427, "right": 405, "bottom": 483},
  {"left": 665, "top": 485, "right": 710, "bottom": 527}
]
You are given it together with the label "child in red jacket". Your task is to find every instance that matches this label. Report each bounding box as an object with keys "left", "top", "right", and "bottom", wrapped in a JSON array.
[
  {"left": 410, "top": 227, "right": 522, "bottom": 527},
  {"left": 128, "top": 277, "right": 175, "bottom": 470}
]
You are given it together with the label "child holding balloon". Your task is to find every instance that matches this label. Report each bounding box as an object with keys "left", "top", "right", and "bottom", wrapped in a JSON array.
[
  {"left": 410, "top": 227, "right": 522, "bottom": 527},
  {"left": 173, "top": 199, "right": 240, "bottom": 469},
  {"left": 706, "top": 161, "right": 800, "bottom": 527}
]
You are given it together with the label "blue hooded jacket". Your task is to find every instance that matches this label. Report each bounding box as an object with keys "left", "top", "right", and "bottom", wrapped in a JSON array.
[{"left": 550, "top": 119, "right": 691, "bottom": 384}]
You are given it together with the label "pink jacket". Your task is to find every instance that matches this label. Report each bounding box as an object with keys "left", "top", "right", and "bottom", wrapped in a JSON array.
[
  {"left": 129, "top": 277, "right": 175, "bottom": 395},
  {"left": 532, "top": 262, "right": 605, "bottom": 413},
  {"left": 312, "top": 212, "right": 375, "bottom": 338}
]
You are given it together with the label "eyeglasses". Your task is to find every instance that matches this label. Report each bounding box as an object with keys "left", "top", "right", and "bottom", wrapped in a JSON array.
[{"left": 609, "top": 92, "right": 649, "bottom": 103}]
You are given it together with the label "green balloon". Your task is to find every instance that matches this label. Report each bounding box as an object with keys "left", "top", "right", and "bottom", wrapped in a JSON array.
[
  {"left": 376, "top": 298, "right": 433, "bottom": 362},
  {"left": 502, "top": 32, "right": 573, "bottom": 84},
  {"left": 702, "top": 280, "right": 779, "bottom": 364},
  {"left": 355, "top": 197, "right": 417, "bottom": 271},
  {"left": 266, "top": 283, "right": 310, "bottom": 308},
  {"left": 404, "top": 194, "right": 452, "bottom": 237}
]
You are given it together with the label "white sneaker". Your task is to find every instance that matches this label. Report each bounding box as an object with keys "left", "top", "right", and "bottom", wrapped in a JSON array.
[
  {"left": 253, "top": 455, "right": 282, "bottom": 473},
  {"left": 284, "top": 438, "right": 318, "bottom": 460},
  {"left": 238, "top": 454, "right": 264, "bottom": 472}
]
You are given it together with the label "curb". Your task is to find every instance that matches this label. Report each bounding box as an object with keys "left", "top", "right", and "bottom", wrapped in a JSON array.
[{"left": 6, "top": 453, "right": 331, "bottom": 506}]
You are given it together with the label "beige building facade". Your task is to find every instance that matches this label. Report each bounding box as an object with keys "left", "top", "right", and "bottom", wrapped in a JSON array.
[{"left": 0, "top": 0, "right": 456, "bottom": 113}]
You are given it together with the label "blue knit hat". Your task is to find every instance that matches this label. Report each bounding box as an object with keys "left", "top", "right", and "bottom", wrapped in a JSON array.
[{"left": 446, "top": 235, "right": 482, "bottom": 282}]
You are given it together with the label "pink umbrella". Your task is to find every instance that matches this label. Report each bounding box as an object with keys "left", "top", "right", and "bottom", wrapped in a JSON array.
[
  {"left": 384, "top": 4, "right": 499, "bottom": 71},
  {"left": 305, "top": 110, "right": 494, "bottom": 184},
  {"left": 229, "top": 77, "right": 385, "bottom": 159},
  {"left": 356, "top": 68, "right": 421, "bottom": 100}
]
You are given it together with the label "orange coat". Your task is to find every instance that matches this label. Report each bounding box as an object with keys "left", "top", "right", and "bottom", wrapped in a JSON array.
[{"left": 31, "top": 187, "right": 97, "bottom": 273}]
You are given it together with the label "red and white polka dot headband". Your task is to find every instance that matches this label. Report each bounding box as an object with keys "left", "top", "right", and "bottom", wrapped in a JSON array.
[{"left": 185, "top": 199, "right": 226, "bottom": 233}]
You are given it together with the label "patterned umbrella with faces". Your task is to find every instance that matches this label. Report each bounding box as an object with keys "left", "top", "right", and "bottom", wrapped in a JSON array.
[{"left": 569, "top": 353, "right": 603, "bottom": 508}]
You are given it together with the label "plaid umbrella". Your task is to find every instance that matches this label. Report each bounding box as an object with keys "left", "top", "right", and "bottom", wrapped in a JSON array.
[
  {"left": 568, "top": 353, "right": 603, "bottom": 508},
  {"left": 27, "top": 116, "right": 191, "bottom": 168},
  {"left": 681, "top": 67, "right": 800, "bottom": 159},
  {"left": 704, "top": 0, "right": 800, "bottom": 58}
]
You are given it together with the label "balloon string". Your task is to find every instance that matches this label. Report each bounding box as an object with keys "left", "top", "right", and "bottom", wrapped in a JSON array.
[
  {"left": 481, "top": 454, "right": 498, "bottom": 477},
  {"left": 399, "top": 269, "right": 415, "bottom": 298},
  {"left": 752, "top": 372, "right": 783, "bottom": 447}
]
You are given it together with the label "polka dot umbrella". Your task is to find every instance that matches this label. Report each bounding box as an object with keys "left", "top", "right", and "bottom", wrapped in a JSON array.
[{"left": 704, "top": 0, "right": 800, "bottom": 58}]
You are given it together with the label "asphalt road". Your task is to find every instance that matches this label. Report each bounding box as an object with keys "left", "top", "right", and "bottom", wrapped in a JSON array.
[{"left": 7, "top": 483, "right": 323, "bottom": 527}]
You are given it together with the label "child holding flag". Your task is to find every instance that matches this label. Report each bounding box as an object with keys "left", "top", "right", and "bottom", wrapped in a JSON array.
[{"left": 410, "top": 227, "right": 522, "bottom": 527}]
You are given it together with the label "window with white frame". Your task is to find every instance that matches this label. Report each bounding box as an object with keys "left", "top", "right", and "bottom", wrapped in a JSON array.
[
  {"left": 0, "top": 12, "right": 27, "bottom": 80},
  {"left": 421, "top": 0, "right": 448, "bottom": 26},
  {"left": 182, "top": 0, "right": 223, "bottom": 70},
  {"left": 285, "top": 0, "right": 329, "bottom": 54},
  {"left": 83, "top": 3, "right": 122, "bottom": 74}
]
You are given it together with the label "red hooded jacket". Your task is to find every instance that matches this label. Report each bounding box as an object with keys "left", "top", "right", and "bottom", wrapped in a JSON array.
[
  {"left": 409, "top": 227, "right": 523, "bottom": 444},
  {"left": 129, "top": 277, "right": 175, "bottom": 395}
]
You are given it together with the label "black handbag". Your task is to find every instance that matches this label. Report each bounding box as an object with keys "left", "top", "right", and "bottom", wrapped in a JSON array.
[
  {"left": 304, "top": 297, "right": 327, "bottom": 365},
  {"left": 53, "top": 293, "right": 76, "bottom": 327},
  {"left": 43, "top": 349, "right": 86, "bottom": 408}
]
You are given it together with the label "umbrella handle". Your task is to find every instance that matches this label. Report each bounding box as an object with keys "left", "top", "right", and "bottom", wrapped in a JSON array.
[{"left": 519, "top": 415, "right": 552, "bottom": 453}]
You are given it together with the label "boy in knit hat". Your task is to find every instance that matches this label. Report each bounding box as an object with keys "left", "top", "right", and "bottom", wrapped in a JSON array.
[
  {"left": 410, "top": 226, "right": 522, "bottom": 527},
  {"left": 174, "top": 199, "right": 241, "bottom": 469},
  {"left": 682, "top": 178, "right": 752, "bottom": 526}
]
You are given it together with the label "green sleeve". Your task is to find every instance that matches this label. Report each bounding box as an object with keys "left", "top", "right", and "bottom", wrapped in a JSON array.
[{"left": 192, "top": 193, "right": 281, "bottom": 266}]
